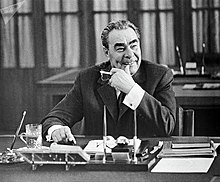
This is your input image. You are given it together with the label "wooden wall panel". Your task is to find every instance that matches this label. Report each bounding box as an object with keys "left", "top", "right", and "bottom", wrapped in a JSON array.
[{"left": 0, "top": 68, "right": 69, "bottom": 134}]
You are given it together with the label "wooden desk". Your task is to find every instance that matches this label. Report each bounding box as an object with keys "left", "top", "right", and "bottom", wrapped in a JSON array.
[
  {"left": 173, "top": 85, "right": 220, "bottom": 106},
  {"left": 1, "top": 135, "right": 220, "bottom": 182}
]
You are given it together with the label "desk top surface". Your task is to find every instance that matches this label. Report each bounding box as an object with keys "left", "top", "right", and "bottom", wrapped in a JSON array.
[
  {"left": 173, "top": 85, "right": 220, "bottom": 97},
  {"left": 1, "top": 136, "right": 220, "bottom": 182}
]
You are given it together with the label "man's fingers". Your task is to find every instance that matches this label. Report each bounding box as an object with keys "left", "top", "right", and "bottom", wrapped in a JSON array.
[
  {"left": 111, "top": 66, "right": 130, "bottom": 75},
  {"left": 69, "top": 135, "right": 76, "bottom": 144},
  {"left": 124, "top": 65, "right": 130, "bottom": 75},
  {"left": 64, "top": 126, "right": 76, "bottom": 144},
  {"left": 52, "top": 130, "right": 62, "bottom": 142},
  {"left": 60, "top": 127, "right": 67, "bottom": 138},
  {"left": 110, "top": 67, "right": 122, "bottom": 74},
  {"left": 52, "top": 126, "right": 76, "bottom": 144}
]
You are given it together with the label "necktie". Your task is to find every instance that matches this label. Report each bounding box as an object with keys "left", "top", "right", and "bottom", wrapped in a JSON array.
[{"left": 117, "top": 92, "right": 125, "bottom": 110}]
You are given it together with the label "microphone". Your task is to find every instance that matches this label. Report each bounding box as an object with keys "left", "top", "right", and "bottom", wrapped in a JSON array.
[
  {"left": 175, "top": 46, "right": 184, "bottom": 75},
  {"left": 9, "top": 111, "right": 26, "bottom": 150}
]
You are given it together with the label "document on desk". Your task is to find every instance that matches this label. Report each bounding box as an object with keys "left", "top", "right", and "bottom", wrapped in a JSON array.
[
  {"left": 151, "top": 157, "right": 215, "bottom": 173},
  {"left": 83, "top": 140, "right": 115, "bottom": 154},
  {"left": 182, "top": 83, "right": 220, "bottom": 90},
  {"left": 84, "top": 138, "right": 141, "bottom": 154},
  {"left": 157, "top": 140, "right": 216, "bottom": 158}
]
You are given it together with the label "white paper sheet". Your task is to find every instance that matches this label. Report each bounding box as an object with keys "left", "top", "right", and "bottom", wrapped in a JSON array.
[
  {"left": 83, "top": 138, "right": 141, "bottom": 154},
  {"left": 214, "top": 143, "right": 220, "bottom": 150},
  {"left": 83, "top": 140, "right": 114, "bottom": 154},
  {"left": 151, "top": 157, "right": 215, "bottom": 173}
]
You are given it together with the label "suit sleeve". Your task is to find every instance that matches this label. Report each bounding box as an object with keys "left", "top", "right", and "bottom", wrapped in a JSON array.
[
  {"left": 41, "top": 73, "right": 84, "bottom": 138},
  {"left": 138, "top": 68, "right": 176, "bottom": 136}
]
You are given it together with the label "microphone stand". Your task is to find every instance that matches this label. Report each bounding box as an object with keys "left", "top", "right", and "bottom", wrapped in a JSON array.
[
  {"left": 133, "top": 109, "right": 137, "bottom": 163},
  {"left": 103, "top": 105, "right": 107, "bottom": 163},
  {"left": 201, "top": 42, "right": 205, "bottom": 75},
  {"left": 175, "top": 46, "right": 184, "bottom": 75}
]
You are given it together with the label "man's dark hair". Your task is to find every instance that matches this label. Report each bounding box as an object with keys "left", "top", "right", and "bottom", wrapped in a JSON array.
[{"left": 101, "top": 20, "right": 140, "bottom": 50}]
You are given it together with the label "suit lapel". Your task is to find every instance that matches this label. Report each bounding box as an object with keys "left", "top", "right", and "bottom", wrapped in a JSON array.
[
  {"left": 118, "top": 103, "right": 128, "bottom": 121},
  {"left": 97, "top": 82, "right": 118, "bottom": 122},
  {"left": 96, "top": 61, "right": 119, "bottom": 122},
  {"left": 133, "top": 62, "right": 146, "bottom": 85}
]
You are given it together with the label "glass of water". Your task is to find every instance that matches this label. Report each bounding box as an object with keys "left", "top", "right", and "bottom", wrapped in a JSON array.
[{"left": 20, "top": 124, "right": 42, "bottom": 148}]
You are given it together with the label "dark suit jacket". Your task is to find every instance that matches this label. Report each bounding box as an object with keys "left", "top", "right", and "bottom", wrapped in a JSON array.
[{"left": 42, "top": 60, "right": 176, "bottom": 138}]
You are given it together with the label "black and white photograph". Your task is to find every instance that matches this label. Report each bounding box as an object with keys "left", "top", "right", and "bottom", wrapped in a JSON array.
[{"left": 0, "top": 0, "right": 220, "bottom": 181}]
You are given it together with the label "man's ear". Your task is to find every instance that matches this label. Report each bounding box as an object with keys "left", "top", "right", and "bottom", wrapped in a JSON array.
[{"left": 103, "top": 47, "right": 109, "bottom": 57}]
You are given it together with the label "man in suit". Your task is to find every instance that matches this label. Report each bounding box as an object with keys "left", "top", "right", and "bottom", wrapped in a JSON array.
[{"left": 41, "top": 20, "right": 176, "bottom": 143}]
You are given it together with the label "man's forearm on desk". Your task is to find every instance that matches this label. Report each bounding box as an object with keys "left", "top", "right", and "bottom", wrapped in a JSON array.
[{"left": 42, "top": 117, "right": 65, "bottom": 140}]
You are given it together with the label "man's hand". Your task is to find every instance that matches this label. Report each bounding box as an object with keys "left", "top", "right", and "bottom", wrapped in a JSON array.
[
  {"left": 109, "top": 65, "right": 135, "bottom": 93},
  {"left": 51, "top": 126, "right": 76, "bottom": 144}
]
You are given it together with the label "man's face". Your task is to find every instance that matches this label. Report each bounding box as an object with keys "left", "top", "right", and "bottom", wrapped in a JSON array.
[{"left": 106, "top": 27, "right": 142, "bottom": 75}]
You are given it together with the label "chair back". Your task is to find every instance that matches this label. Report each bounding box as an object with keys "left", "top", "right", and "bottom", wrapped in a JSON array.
[{"left": 173, "top": 106, "right": 195, "bottom": 136}]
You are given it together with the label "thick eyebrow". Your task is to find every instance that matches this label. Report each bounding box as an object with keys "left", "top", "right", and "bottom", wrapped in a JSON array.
[
  {"left": 114, "top": 43, "right": 125, "bottom": 49},
  {"left": 129, "top": 39, "right": 138, "bottom": 45},
  {"left": 114, "top": 39, "right": 138, "bottom": 49}
]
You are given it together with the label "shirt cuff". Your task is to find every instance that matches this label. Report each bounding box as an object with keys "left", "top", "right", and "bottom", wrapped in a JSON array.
[
  {"left": 46, "top": 125, "right": 63, "bottom": 142},
  {"left": 123, "top": 83, "right": 145, "bottom": 110}
]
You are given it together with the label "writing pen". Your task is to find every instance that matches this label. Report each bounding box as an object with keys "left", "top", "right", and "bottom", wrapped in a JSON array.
[
  {"left": 9, "top": 111, "right": 26, "bottom": 150},
  {"left": 100, "top": 61, "right": 135, "bottom": 76}
]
